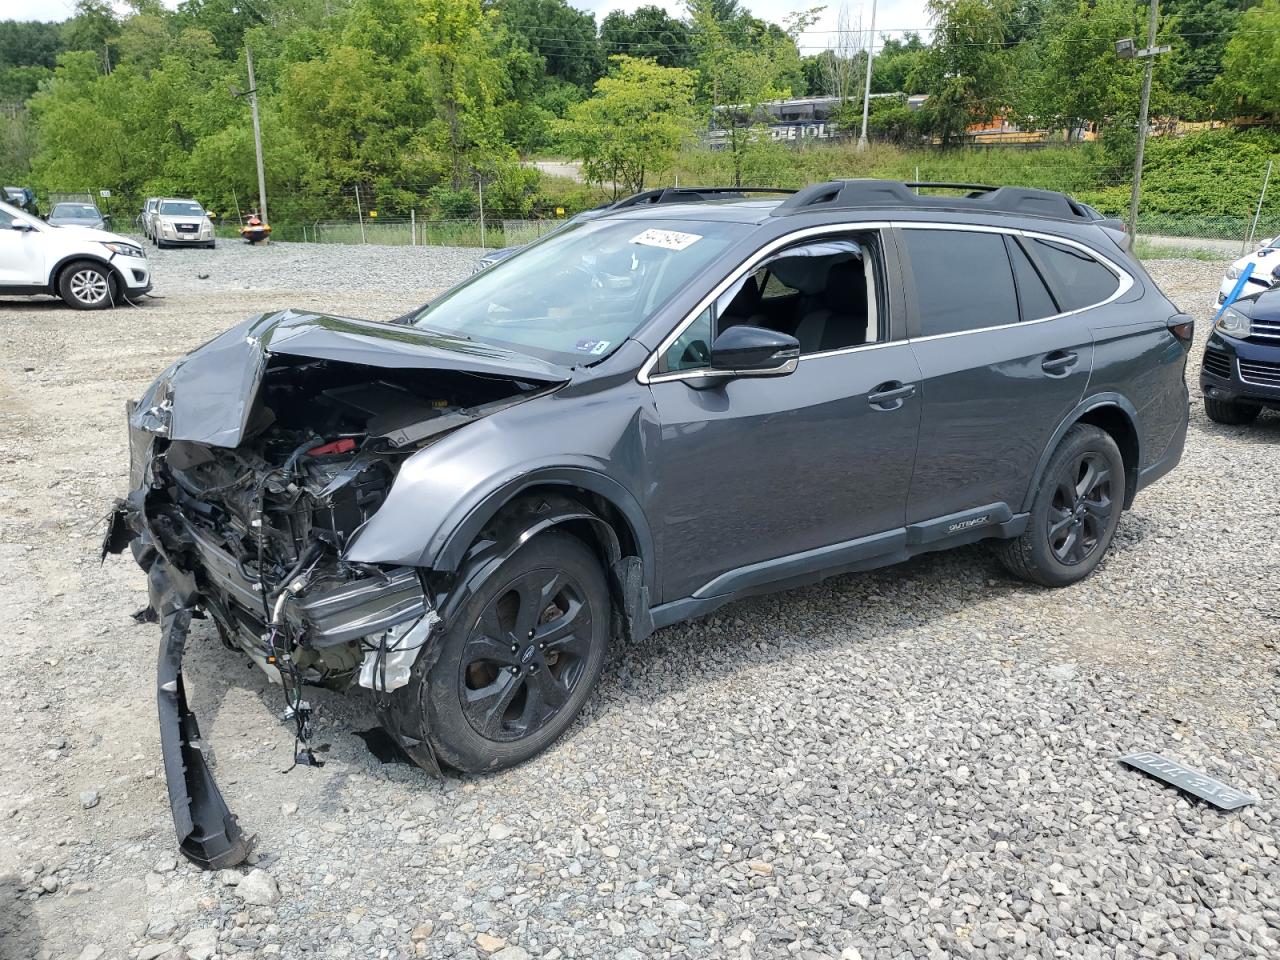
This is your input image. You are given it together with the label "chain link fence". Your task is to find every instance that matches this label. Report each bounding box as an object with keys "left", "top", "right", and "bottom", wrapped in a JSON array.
[{"left": 210, "top": 216, "right": 567, "bottom": 249}]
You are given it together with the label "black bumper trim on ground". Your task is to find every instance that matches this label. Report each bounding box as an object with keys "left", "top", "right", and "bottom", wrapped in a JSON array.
[{"left": 151, "top": 560, "right": 250, "bottom": 870}]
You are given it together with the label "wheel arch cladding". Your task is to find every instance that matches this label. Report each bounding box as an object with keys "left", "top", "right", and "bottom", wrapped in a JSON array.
[
  {"left": 1024, "top": 395, "right": 1143, "bottom": 513},
  {"left": 441, "top": 487, "right": 654, "bottom": 645},
  {"left": 51, "top": 253, "right": 115, "bottom": 289}
]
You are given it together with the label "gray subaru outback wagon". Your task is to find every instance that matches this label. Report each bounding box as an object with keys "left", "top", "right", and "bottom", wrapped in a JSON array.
[{"left": 105, "top": 180, "right": 1191, "bottom": 867}]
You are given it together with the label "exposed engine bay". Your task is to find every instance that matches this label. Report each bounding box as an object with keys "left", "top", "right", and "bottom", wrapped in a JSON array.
[
  {"left": 104, "top": 313, "right": 565, "bottom": 868},
  {"left": 155, "top": 358, "right": 535, "bottom": 687}
]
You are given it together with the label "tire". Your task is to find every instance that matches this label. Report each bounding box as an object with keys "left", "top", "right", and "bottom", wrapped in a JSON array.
[
  {"left": 1204, "top": 396, "right": 1261, "bottom": 425},
  {"left": 383, "top": 531, "right": 611, "bottom": 774},
  {"left": 57, "top": 261, "right": 115, "bottom": 310},
  {"left": 994, "top": 424, "right": 1125, "bottom": 588}
]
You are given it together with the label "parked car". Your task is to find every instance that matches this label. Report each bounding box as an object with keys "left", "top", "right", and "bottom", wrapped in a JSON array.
[
  {"left": 474, "top": 187, "right": 796, "bottom": 272},
  {"left": 105, "top": 179, "right": 1190, "bottom": 868},
  {"left": 1215, "top": 237, "right": 1280, "bottom": 306},
  {"left": 151, "top": 197, "right": 215, "bottom": 248},
  {"left": 140, "top": 197, "right": 160, "bottom": 240},
  {"left": 3, "top": 186, "right": 39, "bottom": 218},
  {"left": 47, "top": 201, "right": 106, "bottom": 231},
  {"left": 1201, "top": 285, "right": 1280, "bottom": 424},
  {"left": 1078, "top": 201, "right": 1131, "bottom": 250},
  {"left": 0, "top": 197, "right": 150, "bottom": 308}
]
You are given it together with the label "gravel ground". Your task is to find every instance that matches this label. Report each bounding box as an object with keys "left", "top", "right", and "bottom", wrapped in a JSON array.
[
  {"left": 133, "top": 237, "right": 485, "bottom": 295},
  {"left": 0, "top": 247, "right": 1277, "bottom": 960}
]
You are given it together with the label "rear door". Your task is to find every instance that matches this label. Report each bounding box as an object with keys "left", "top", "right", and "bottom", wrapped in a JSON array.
[{"left": 899, "top": 226, "right": 1116, "bottom": 524}]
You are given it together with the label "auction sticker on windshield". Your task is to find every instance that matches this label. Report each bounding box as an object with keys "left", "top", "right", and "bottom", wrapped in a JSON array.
[{"left": 631, "top": 228, "right": 702, "bottom": 251}]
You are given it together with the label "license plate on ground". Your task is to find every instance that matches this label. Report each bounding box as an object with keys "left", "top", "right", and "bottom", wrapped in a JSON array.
[{"left": 1120, "top": 752, "right": 1256, "bottom": 810}]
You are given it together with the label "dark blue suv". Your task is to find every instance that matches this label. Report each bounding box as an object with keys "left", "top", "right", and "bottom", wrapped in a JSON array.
[{"left": 1201, "top": 288, "right": 1280, "bottom": 424}]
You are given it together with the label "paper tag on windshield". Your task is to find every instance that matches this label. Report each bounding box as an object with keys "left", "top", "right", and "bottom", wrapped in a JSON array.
[{"left": 631, "top": 228, "right": 702, "bottom": 251}]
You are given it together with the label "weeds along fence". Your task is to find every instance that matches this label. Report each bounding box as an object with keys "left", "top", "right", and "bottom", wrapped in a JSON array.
[
  {"left": 213, "top": 217, "right": 564, "bottom": 248},
  {"left": 209, "top": 212, "right": 1267, "bottom": 258}
]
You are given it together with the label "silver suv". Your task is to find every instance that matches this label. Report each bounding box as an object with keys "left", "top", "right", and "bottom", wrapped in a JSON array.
[{"left": 150, "top": 198, "right": 215, "bottom": 249}]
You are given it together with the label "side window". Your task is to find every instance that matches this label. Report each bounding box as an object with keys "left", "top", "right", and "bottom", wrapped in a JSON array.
[
  {"left": 1026, "top": 237, "right": 1120, "bottom": 312},
  {"left": 904, "top": 229, "right": 1018, "bottom": 336},
  {"left": 658, "top": 233, "right": 884, "bottom": 374},
  {"left": 1007, "top": 236, "right": 1060, "bottom": 321},
  {"left": 0, "top": 210, "right": 15, "bottom": 229},
  {"left": 664, "top": 306, "right": 713, "bottom": 372}
]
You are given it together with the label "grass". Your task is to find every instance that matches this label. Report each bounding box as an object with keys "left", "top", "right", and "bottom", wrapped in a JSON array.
[{"left": 1134, "top": 240, "right": 1230, "bottom": 261}]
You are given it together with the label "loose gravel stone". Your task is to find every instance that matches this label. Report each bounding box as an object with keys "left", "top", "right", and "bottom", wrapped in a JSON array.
[
  {"left": 0, "top": 252, "right": 1276, "bottom": 960},
  {"left": 234, "top": 870, "right": 280, "bottom": 906}
]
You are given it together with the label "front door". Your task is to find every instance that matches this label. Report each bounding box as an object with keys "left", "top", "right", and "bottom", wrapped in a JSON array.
[
  {"left": 0, "top": 211, "right": 45, "bottom": 286},
  {"left": 647, "top": 230, "right": 922, "bottom": 603}
]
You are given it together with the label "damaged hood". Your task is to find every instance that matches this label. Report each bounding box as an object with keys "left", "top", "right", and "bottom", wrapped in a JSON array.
[{"left": 133, "top": 309, "right": 571, "bottom": 447}]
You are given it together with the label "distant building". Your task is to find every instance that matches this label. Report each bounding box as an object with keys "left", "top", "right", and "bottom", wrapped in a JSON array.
[{"left": 707, "top": 93, "right": 909, "bottom": 148}]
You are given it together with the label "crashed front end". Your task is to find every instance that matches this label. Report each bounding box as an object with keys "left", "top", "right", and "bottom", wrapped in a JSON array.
[{"left": 104, "top": 309, "right": 564, "bottom": 868}]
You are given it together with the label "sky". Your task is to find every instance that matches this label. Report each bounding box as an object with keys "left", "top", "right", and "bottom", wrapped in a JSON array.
[{"left": 5, "top": 0, "right": 935, "bottom": 51}]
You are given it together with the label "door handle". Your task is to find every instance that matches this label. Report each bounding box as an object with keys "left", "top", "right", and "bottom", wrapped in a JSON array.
[
  {"left": 1041, "top": 351, "right": 1079, "bottom": 375},
  {"left": 868, "top": 381, "right": 916, "bottom": 409}
]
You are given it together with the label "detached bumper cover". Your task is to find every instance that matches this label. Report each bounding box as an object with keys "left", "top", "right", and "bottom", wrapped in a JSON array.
[{"left": 106, "top": 501, "right": 249, "bottom": 868}]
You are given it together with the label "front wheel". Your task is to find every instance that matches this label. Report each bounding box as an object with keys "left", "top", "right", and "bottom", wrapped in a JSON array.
[
  {"left": 994, "top": 424, "right": 1125, "bottom": 588},
  {"left": 382, "top": 531, "right": 611, "bottom": 773},
  {"left": 1204, "top": 396, "right": 1261, "bottom": 425},
  {"left": 57, "top": 261, "right": 115, "bottom": 310}
]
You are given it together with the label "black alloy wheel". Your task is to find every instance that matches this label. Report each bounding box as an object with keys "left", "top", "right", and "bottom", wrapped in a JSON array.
[
  {"left": 1046, "top": 451, "right": 1114, "bottom": 566},
  {"left": 459, "top": 568, "right": 593, "bottom": 742},
  {"left": 379, "top": 530, "right": 611, "bottom": 774},
  {"left": 993, "top": 423, "right": 1125, "bottom": 588}
]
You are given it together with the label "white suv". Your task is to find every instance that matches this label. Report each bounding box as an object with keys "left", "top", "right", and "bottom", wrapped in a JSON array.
[{"left": 0, "top": 198, "right": 152, "bottom": 309}]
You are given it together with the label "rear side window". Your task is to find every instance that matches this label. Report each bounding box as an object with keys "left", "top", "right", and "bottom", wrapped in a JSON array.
[
  {"left": 904, "top": 229, "right": 1019, "bottom": 336},
  {"left": 1007, "top": 237, "right": 1059, "bottom": 321},
  {"left": 1026, "top": 238, "right": 1119, "bottom": 312}
]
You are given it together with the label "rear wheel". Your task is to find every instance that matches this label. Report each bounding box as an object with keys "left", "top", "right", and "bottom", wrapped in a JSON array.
[
  {"left": 57, "top": 261, "right": 115, "bottom": 310},
  {"left": 1204, "top": 396, "right": 1261, "bottom": 425},
  {"left": 382, "top": 531, "right": 611, "bottom": 773},
  {"left": 994, "top": 424, "right": 1124, "bottom": 587}
]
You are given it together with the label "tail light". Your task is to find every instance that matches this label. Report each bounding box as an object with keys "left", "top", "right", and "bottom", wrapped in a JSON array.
[{"left": 1168, "top": 313, "right": 1195, "bottom": 347}]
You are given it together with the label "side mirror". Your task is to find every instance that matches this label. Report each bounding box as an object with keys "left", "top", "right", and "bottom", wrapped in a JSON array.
[
  {"left": 10, "top": 221, "right": 34, "bottom": 232},
  {"left": 708, "top": 325, "right": 799, "bottom": 377}
]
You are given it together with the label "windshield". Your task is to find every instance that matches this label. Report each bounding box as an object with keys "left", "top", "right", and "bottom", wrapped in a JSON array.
[
  {"left": 409, "top": 217, "right": 746, "bottom": 364},
  {"left": 51, "top": 204, "right": 100, "bottom": 218},
  {"left": 161, "top": 201, "right": 203, "bottom": 216}
]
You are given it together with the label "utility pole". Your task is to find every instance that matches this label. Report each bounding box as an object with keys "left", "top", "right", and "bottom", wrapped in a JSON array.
[
  {"left": 1118, "top": 2, "right": 1170, "bottom": 239},
  {"left": 245, "top": 45, "right": 269, "bottom": 225},
  {"left": 856, "top": 0, "right": 878, "bottom": 151}
]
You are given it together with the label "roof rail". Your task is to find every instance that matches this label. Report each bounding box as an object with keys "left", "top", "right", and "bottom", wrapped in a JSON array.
[
  {"left": 770, "top": 179, "right": 1090, "bottom": 222},
  {"left": 610, "top": 186, "right": 798, "bottom": 209}
]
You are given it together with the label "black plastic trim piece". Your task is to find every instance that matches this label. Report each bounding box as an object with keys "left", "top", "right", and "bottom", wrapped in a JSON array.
[{"left": 771, "top": 180, "right": 1090, "bottom": 223}]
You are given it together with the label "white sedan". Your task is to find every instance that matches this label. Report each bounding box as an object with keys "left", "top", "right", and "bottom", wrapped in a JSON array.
[{"left": 1217, "top": 237, "right": 1280, "bottom": 305}]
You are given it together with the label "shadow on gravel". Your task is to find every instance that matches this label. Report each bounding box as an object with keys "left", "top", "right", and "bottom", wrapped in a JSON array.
[{"left": 0, "top": 872, "right": 44, "bottom": 960}]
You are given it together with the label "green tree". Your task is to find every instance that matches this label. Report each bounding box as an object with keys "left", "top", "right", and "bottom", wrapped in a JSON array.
[
  {"left": 1167, "top": 0, "right": 1245, "bottom": 111},
  {"left": 688, "top": 0, "right": 808, "bottom": 184},
  {"left": 599, "top": 6, "right": 693, "bottom": 68},
  {"left": 872, "top": 34, "right": 928, "bottom": 94},
  {"left": 555, "top": 55, "right": 696, "bottom": 195},
  {"left": 1016, "top": 0, "right": 1177, "bottom": 143},
  {"left": 912, "top": 0, "right": 1013, "bottom": 145},
  {"left": 1215, "top": 0, "right": 1280, "bottom": 122},
  {"left": 496, "top": 0, "right": 600, "bottom": 89}
]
